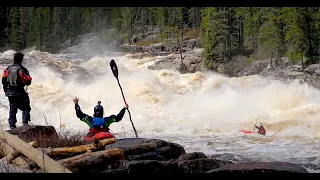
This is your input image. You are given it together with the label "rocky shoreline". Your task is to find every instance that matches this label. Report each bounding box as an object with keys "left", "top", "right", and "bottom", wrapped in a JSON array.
[
  {"left": 0, "top": 125, "right": 310, "bottom": 173},
  {"left": 121, "top": 38, "right": 320, "bottom": 91},
  {"left": 99, "top": 138, "right": 308, "bottom": 174}
]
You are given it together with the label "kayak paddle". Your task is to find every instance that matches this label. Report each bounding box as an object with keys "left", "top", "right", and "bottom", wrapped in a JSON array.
[
  {"left": 253, "top": 119, "right": 257, "bottom": 132},
  {"left": 110, "top": 59, "right": 139, "bottom": 138}
]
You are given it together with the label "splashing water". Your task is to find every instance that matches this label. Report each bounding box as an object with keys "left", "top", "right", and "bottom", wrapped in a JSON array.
[{"left": 1, "top": 44, "right": 320, "bottom": 172}]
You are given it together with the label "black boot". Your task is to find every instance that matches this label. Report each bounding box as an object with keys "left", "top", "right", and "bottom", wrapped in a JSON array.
[{"left": 10, "top": 124, "right": 16, "bottom": 129}]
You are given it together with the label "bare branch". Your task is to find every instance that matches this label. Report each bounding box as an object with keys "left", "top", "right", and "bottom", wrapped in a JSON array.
[{"left": 41, "top": 111, "right": 49, "bottom": 126}]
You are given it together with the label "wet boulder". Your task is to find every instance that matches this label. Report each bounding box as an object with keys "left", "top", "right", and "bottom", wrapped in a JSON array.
[
  {"left": 102, "top": 158, "right": 232, "bottom": 174},
  {"left": 178, "top": 152, "right": 208, "bottom": 161},
  {"left": 121, "top": 160, "right": 179, "bottom": 174},
  {"left": 304, "top": 64, "right": 320, "bottom": 75},
  {"left": 178, "top": 158, "right": 232, "bottom": 173},
  {"left": 6, "top": 125, "right": 59, "bottom": 142},
  {"left": 0, "top": 162, "right": 33, "bottom": 173},
  {"left": 105, "top": 138, "right": 186, "bottom": 161}
]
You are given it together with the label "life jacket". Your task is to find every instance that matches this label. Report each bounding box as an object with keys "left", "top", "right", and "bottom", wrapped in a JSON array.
[{"left": 91, "top": 117, "right": 106, "bottom": 129}]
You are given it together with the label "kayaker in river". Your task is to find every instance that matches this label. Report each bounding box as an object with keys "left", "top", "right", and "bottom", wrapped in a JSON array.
[
  {"left": 72, "top": 97, "right": 128, "bottom": 138},
  {"left": 255, "top": 123, "right": 266, "bottom": 135}
]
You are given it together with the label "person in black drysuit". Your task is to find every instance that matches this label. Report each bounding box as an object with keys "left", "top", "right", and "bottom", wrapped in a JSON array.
[
  {"left": 73, "top": 97, "right": 128, "bottom": 137},
  {"left": 2, "top": 52, "right": 32, "bottom": 129}
]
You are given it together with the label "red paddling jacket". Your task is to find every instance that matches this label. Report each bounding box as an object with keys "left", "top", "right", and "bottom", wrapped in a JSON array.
[{"left": 255, "top": 125, "right": 266, "bottom": 135}]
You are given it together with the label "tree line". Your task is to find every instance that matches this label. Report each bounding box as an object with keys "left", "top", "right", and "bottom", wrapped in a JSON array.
[{"left": 0, "top": 7, "right": 319, "bottom": 67}]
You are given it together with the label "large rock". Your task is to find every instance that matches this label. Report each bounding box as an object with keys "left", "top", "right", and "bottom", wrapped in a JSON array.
[
  {"left": 178, "top": 152, "right": 207, "bottom": 161},
  {"left": 128, "top": 151, "right": 167, "bottom": 161},
  {"left": 6, "top": 125, "right": 59, "bottom": 142},
  {"left": 0, "top": 162, "right": 33, "bottom": 173},
  {"left": 147, "top": 50, "right": 205, "bottom": 74},
  {"left": 148, "top": 56, "right": 179, "bottom": 71},
  {"left": 207, "top": 162, "right": 308, "bottom": 173},
  {"left": 209, "top": 153, "right": 250, "bottom": 163},
  {"left": 186, "top": 38, "right": 200, "bottom": 50},
  {"left": 178, "top": 158, "right": 232, "bottom": 173},
  {"left": 304, "top": 64, "right": 320, "bottom": 75},
  {"left": 119, "top": 44, "right": 141, "bottom": 52},
  {"left": 100, "top": 139, "right": 231, "bottom": 174},
  {"left": 120, "top": 160, "right": 179, "bottom": 174},
  {"left": 105, "top": 138, "right": 186, "bottom": 161},
  {"left": 236, "top": 58, "right": 270, "bottom": 77},
  {"left": 102, "top": 158, "right": 231, "bottom": 174}
]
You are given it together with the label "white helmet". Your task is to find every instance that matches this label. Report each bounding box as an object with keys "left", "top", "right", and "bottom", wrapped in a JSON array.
[{"left": 260, "top": 123, "right": 263, "bottom": 127}]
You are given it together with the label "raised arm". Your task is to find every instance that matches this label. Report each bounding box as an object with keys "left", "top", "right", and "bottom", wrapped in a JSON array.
[
  {"left": 104, "top": 104, "right": 128, "bottom": 127},
  {"left": 73, "top": 97, "right": 93, "bottom": 127}
]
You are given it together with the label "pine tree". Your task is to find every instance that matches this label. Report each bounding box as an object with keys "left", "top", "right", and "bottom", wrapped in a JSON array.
[
  {"left": 51, "top": 7, "right": 61, "bottom": 51},
  {"left": 282, "top": 7, "right": 309, "bottom": 63},
  {"left": 154, "top": 7, "right": 167, "bottom": 33},
  {"left": 189, "top": 7, "right": 202, "bottom": 31},
  {"left": 312, "top": 7, "right": 320, "bottom": 59},
  {"left": 240, "top": 7, "right": 262, "bottom": 54},
  {"left": 258, "top": 8, "right": 285, "bottom": 59},
  {"left": 27, "top": 7, "right": 38, "bottom": 47},
  {"left": 0, "top": 7, "right": 9, "bottom": 48},
  {"left": 9, "top": 7, "right": 23, "bottom": 50},
  {"left": 200, "top": 7, "right": 216, "bottom": 68}
]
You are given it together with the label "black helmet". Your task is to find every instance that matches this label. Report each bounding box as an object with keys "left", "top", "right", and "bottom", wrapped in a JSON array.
[{"left": 93, "top": 101, "right": 104, "bottom": 117}]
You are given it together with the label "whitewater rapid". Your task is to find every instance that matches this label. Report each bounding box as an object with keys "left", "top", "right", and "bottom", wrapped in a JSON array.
[{"left": 0, "top": 45, "right": 320, "bottom": 172}]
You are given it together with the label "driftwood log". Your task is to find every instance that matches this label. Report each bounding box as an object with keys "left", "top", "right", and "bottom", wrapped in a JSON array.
[
  {"left": 0, "top": 128, "right": 72, "bottom": 173},
  {"left": 42, "top": 138, "right": 116, "bottom": 159},
  {"left": 0, "top": 139, "right": 13, "bottom": 157},
  {"left": 1, "top": 141, "right": 37, "bottom": 163},
  {"left": 25, "top": 138, "right": 117, "bottom": 170},
  {"left": 0, "top": 139, "right": 30, "bottom": 167},
  {"left": 59, "top": 148, "right": 124, "bottom": 172}
]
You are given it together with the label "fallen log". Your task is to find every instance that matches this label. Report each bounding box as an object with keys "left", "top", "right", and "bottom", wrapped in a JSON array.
[
  {"left": 42, "top": 138, "right": 116, "bottom": 159},
  {"left": 0, "top": 139, "right": 14, "bottom": 157},
  {"left": 0, "top": 128, "right": 72, "bottom": 173},
  {"left": 11, "top": 157, "right": 30, "bottom": 168},
  {"left": 24, "top": 138, "right": 117, "bottom": 170},
  {"left": 97, "top": 138, "right": 117, "bottom": 148},
  {"left": 0, "top": 139, "right": 30, "bottom": 167},
  {"left": 1, "top": 141, "right": 37, "bottom": 163},
  {"left": 106, "top": 142, "right": 158, "bottom": 155},
  {"left": 59, "top": 148, "right": 124, "bottom": 173}
]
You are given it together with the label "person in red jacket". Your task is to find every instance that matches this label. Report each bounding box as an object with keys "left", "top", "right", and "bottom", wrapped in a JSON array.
[
  {"left": 255, "top": 123, "right": 266, "bottom": 135},
  {"left": 2, "top": 52, "right": 32, "bottom": 129}
]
